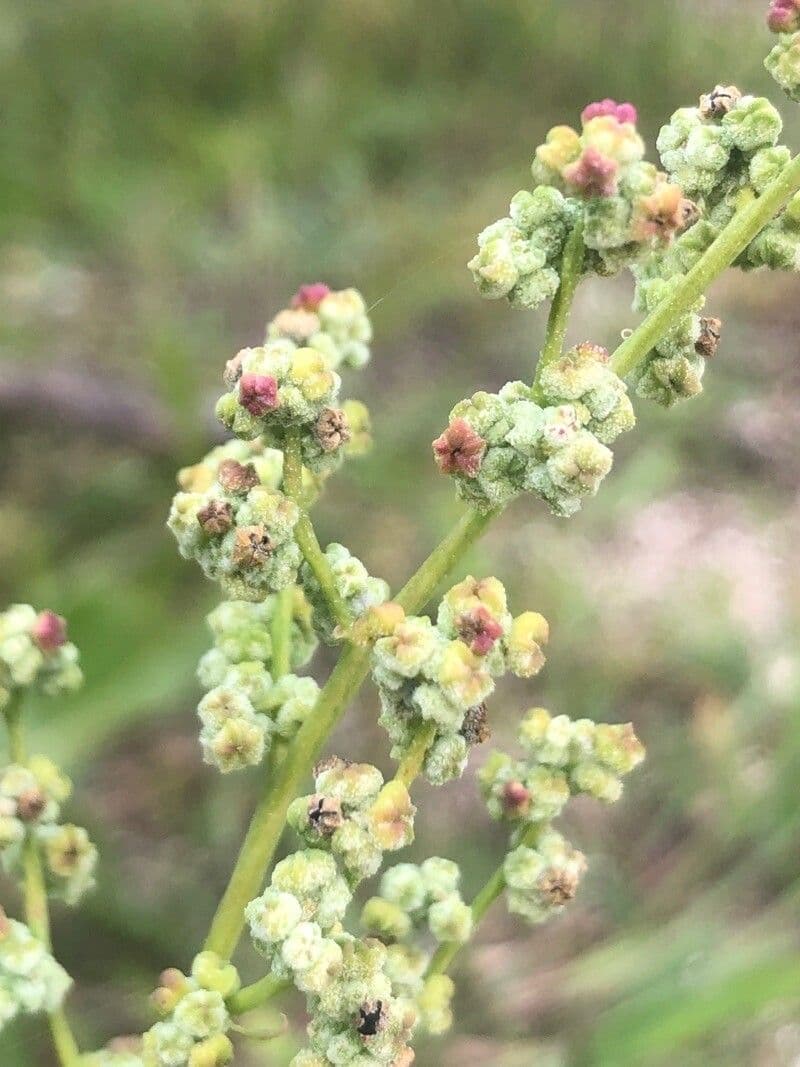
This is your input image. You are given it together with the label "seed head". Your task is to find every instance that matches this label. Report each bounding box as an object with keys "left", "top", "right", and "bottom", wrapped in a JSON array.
[
  {"left": 231, "top": 526, "right": 274, "bottom": 567},
  {"left": 460, "top": 702, "right": 491, "bottom": 746},
  {"left": 217, "top": 459, "right": 259, "bottom": 494},
  {"left": 314, "top": 407, "right": 351, "bottom": 453},
  {"left": 356, "top": 999, "right": 387, "bottom": 1038},
  {"left": 695, "top": 316, "right": 722, "bottom": 358},
  {"left": 308, "top": 794, "right": 344, "bottom": 837},
  {"left": 699, "top": 84, "right": 742, "bottom": 119},
  {"left": 456, "top": 605, "right": 504, "bottom": 655},
  {"left": 196, "top": 500, "right": 233, "bottom": 536}
]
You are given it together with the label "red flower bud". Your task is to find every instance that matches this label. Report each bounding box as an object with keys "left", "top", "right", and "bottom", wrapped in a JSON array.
[
  {"left": 32, "top": 611, "right": 67, "bottom": 652},
  {"left": 432, "top": 419, "right": 487, "bottom": 477},
  {"left": 291, "top": 283, "right": 331, "bottom": 311},
  {"left": 239, "top": 373, "right": 279, "bottom": 417}
]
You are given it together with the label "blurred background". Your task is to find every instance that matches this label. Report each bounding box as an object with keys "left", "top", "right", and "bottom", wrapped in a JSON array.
[{"left": 1, "top": 1, "right": 799, "bottom": 1063}]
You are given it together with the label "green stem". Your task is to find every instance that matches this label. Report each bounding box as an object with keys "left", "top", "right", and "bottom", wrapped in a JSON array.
[
  {"left": 533, "top": 217, "right": 585, "bottom": 391},
  {"left": 227, "top": 973, "right": 291, "bottom": 1016},
  {"left": 394, "top": 722, "right": 437, "bottom": 788},
  {"left": 3, "top": 700, "right": 82, "bottom": 1067},
  {"left": 282, "top": 430, "right": 352, "bottom": 631},
  {"left": 611, "top": 152, "right": 800, "bottom": 379},
  {"left": 426, "top": 822, "right": 541, "bottom": 978},
  {"left": 203, "top": 504, "right": 496, "bottom": 960},
  {"left": 271, "top": 586, "right": 294, "bottom": 680}
]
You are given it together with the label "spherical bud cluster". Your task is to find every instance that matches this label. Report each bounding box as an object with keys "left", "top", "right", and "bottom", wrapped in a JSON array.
[
  {"left": 0, "top": 759, "right": 97, "bottom": 905},
  {"left": 245, "top": 851, "right": 367, "bottom": 1026},
  {"left": 468, "top": 186, "right": 575, "bottom": 311},
  {"left": 657, "top": 92, "right": 782, "bottom": 200},
  {"left": 288, "top": 757, "right": 415, "bottom": 883},
  {"left": 629, "top": 272, "right": 707, "bottom": 406},
  {"left": 268, "top": 285, "right": 373, "bottom": 372},
  {"left": 0, "top": 909, "right": 72, "bottom": 1032},
  {"left": 301, "top": 543, "right": 390, "bottom": 644},
  {"left": 373, "top": 577, "right": 548, "bottom": 785},
  {"left": 434, "top": 346, "right": 634, "bottom": 516},
  {"left": 766, "top": 31, "right": 800, "bottom": 103},
  {"left": 479, "top": 707, "right": 645, "bottom": 824},
  {"left": 0, "top": 604, "right": 82, "bottom": 712},
  {"left": 197, "top": 593, "right": 318, "bottom": 686},
  {"left": 168, "top": 446, "right": 302, "bottom": 601},
  {"left": 298, "top": 936, "right": 416, "bottom": 1067},
  {"left": 197, "top": 670, "right": 320, "bottom": 773},
  {"left": 363, "top": 858, "right": 473, "bottom": 946},
  {"left": 177, "top": 437, "right": 285, "bottom": 495},
  {"left": 144, "top": 951, "right": 236, "bottom": 1067},
  {"left": 746, "top": 191, "right": 800, "bottom": 272},
  {"left": 504, "top": 829, "right": 588, "bottom": 925}
]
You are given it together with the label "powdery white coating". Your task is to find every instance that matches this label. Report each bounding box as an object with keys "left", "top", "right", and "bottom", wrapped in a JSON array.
[
  {"left": 301, "top": 543, "right": 391, "bottom": 644},
  {"left": 0, "top": 917, "right": 72, "bottom": 1033}
]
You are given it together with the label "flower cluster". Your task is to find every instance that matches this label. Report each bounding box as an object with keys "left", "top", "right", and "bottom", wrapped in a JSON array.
[
  {"left": 0, "top": 758, "right": 97, "bottom": 905},
  {"left": 362, "top": 857, "right": 473, "bottom": 946},
  {"left": 144, "top": 951, "right": 238, "bottom": 1067},
  {"left": 479, "top": 707, "right": 644, "bottom": 924},
  {"left": 0, "top": 908, "right": 72, "bottom": 1033},
  {"left": 194, "top": 595, "right": 320, "bottom": 772},
  {"left": 767, "top": 1, "right": 800, "bottom": 101},
  {"left": 372, "top": 577, "right": 548, "bottom": 784},
  {"left": 629, "top": 87, "right": 790, "bottom": 405},
  {"left": 433, "top": 343, "right": 634, "bottom": 515},
  {"left": 288, "top": 757, "right": 415, "bottom": 884},
  {"left": 0, "top": 605, "right": 82, "bottom": 712},
  {"left": 168, "top": 443, "right": 302, "bottom": 602},
  {"left": 301, "top": 543, "right": 391, "bottom": 643},
  {"left": 468, "top": 186, "right": 576, "bottom": 310},
  {"left": 267, "top": 284, "right": 373, "bottom": 372}
]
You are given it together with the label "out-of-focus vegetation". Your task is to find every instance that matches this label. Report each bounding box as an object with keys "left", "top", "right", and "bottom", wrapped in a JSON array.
[{"left": 1, "top": 1, "right": 799, "bottom": 1063}]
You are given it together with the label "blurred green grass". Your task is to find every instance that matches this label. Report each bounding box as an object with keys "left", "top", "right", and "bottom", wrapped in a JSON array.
[{"left": 1, "top": 1, "right": 800, "bottom": 1063}]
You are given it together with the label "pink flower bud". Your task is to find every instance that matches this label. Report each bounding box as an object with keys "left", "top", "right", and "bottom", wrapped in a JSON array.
[
  {"left": 239, "top": 373, "right": 278, "bottom": 416},
  {"left": 291, "top": 283, "right": 331, "bottom": 311},
  {"left": 432, "top": 419, "right": 487, "bottom": 476},
  {"left": 581, "top": 98, "right": 638, "bottom": 125},
  {"left": 458, "top": 606, "right": 504, "bottom": 656},
  {"left": 767, "top": 0, "right": 800, "bottom": 34},
  {"left": 31, "top": 611, "right": 67, "bottom": 652},
  {"left": 563, "top": 147, "right": 619, "bottom": 198}
]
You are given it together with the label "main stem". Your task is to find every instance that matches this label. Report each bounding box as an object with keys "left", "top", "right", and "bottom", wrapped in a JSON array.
[
  {"left": 204, "top": 506, "right": 494, "bottom": 960},
  {"left": 533, "top": 217, "right": 585, "bottom": 391},
  {"left": 3, "top": 700, "right": 81, "bottom": 1067},
  {"left": 283, "top": 430, "right": 352, "bottom": 631},
  {"left": 612, "top": 152, "right": 800, "bottom": 378}
]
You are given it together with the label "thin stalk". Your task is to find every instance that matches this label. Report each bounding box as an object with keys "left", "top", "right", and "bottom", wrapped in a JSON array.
[
  {"left": 533, "top": 218, "right": 585, "bottom": 390},
  {"left": 3, "top": 700, "right": 82, "bottom": 1067},
  {"left": 271, "top": 585, "right": 295, "bottom": 680},
  {"left": 426, "top": 822, "right": 541, "bottom": 978},
  {"left": 227, "top": 973, "right": 291, "bottom": 1016},
  {"left": 203, "top": 505, "right": 496, "bottom": 960},
  {"left": 394, "top": 723, "right": 437, "bottom": 788},
  {"left": 611, "top": 152, "right": 800, "bottom": 378},
  {"left": 282, "top": 431, "right": 351, "bottom": 631}
]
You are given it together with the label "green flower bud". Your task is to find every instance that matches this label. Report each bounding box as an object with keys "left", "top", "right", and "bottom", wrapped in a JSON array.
[
  {"left": 0, "top": 605, "right": 83, "bottom": 710},
  {"left": 0, "top": 911, "right": 72, "bottom": 1027},
  {"left": 767, "top": 32, "right": 800, "bottom": 101},
  {"left": 188, "top": 1034, "right": 234, "bottom": 1067},
  {"left": 504, "top": 831, "right": 587, "bottom": 925},
  {"left": 379, "top": 864, "right": 427, "bottom": 915},
  {"left": 36, "top": 822, "right": 97, "bottom": 904},
  {"left": 246, "top": 887, "right": 303, "bottom": 948},
  {"left": 750, "top": 145, "right": 793, "bottom": 193},
  {"left": 423, "top": 732, "right": 469, "bottom": 786},
  {"left": 301, "top": 543, "right": 390, "bottom": 644},
  {"left": 172, "top": 989, "right": 228, "bottom": 1041},
  {"left": 416, "top": 974, "right": 455, "bottom": 1036},
  {"left": 142, "top": 1020, "right": 195, "bottom": 1065},
  {"left": 360, "top": 897, "right": 413, "bottom": 942},
  {"left": 427, "top": 896, "right": 473, "bottom": 944},
  {"left": 190, "top": 952, "right": 240, "bottom": 999}
]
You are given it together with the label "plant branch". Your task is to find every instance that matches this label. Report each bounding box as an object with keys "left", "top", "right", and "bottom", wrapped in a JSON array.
[
  {"left": 426, "top": 822, "right": 541, "bottom": 978},
  {"left": 533, "top": 217, "right": 586, "bottom": 391},
  {"left": 611, "top": 152, "right": 800, "bottom": 379},
  {"left": 203, "top": 505, "right": 495, "bottom": 960},
  {"left": 3, "top": 699, "right": 82, "bottom": 1067},
  {"left": 271, "top": 585, "right": 295, "bottom": 681},
  {"left": 282, "top": 430, "right": 352, "bottom": 631},
  {"left": 227, "top": 973, "right": 291, "bottom": 1016}
]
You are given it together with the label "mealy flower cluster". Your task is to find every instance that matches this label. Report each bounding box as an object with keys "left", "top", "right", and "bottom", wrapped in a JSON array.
[
  {"left": 479, "top": 707, "right": 644, "bottom": 923},
  {"left": 195, "top": 597, "right": 320, "bottom": 772},
  {"left": 469, "top": 100, "right": 696, "bottom": 311},
  {"left": 631, "top": 87, "right": 790, "bottom": 405},
  {"left": 0, "top": 907, "right": 72, "bottom": 1033},
  {"left": 0, "top": 605, "right": 82, "bottom": 712},
  {"left": 246, "top": 848, "right": 417, "bottom": 1065},
  {"left": 767, "top": 1, "right": 800, "bottom": 101},
  {"left": 301, "top": 543, "right": 391, "bottom": 644},
  {"left": 433, "top": 343, "right": 634, "bottom": 515},
  {"left": 215, "top": 285, "right": 373, "bottom": 479},
  {"left": 144, "top": 951, "right": 238, "bottom": 1067},
  {"left": 267, "top": 284, "right": 373, "bottom": 372},
  {"left": 372, "top": 577, "right": 548, "bottom": 784},
  {"left": 362, "top": 857, "right": 473, "bottom": 947},
  {"left": 288, "top": 757, "right": 415, "bottom": 884},
  {"left": 168, "top": 442, "right": 302, "bottom": 602},
  {"left": 0, "top": 759, "right": 98, "bottom": 905}
]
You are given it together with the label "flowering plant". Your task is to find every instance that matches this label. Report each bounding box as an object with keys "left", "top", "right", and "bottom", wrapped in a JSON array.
[{"left": 3, "top": 5, "right": 800, "bottom": 1064}]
